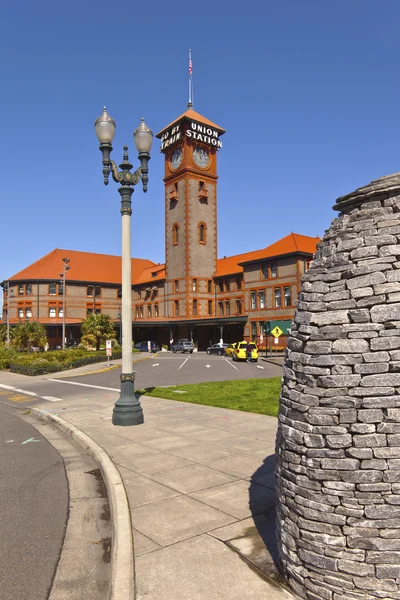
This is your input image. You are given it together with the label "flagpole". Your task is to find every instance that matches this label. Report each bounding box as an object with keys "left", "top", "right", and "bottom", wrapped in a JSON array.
[{"left": 188, "top": 49, "right": 193, "bottom": 108}]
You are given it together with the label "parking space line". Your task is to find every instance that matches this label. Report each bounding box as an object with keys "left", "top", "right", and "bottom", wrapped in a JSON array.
[
  {"left": 178, "top": 357, "right": 190, "bottom": 370},
  {"left": 48, "top": 379, "right": 119, "bottom": 392},
  {"left": 224, "top": 358, "right": 240, "bottom": 372},
  {"left": 41, "top": 396, "right": 63, "bottom": 402}
]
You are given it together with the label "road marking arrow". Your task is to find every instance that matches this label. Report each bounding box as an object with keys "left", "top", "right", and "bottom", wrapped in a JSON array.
[
  {"left": 5, "top": 440, "right": 14, "bottom": 443},
  {"left": 21, "top": 438, "right": 40, "bottom": 444},
  {"left": 152, "top": 363, "right": 159, "bottom": 367},
  {"left": 257, "top": 365, "right": 264, "bottom": 369},
  {"left": 205, "top": 364, "right": 211, "bottom": 368}
]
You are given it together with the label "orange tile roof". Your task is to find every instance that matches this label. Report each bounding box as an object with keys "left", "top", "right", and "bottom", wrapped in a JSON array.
[
  {"left": 9, "top": 249, "right": 156, "bottom": 286},
  {"left": 156, "top": 108, "right": 225, "bottom": 138},
  {"left": 135, "top": 264, "right": 166, "bottom": 285},
  {"left": 215, "top": 233, "right": 320, "bottom": 277}
]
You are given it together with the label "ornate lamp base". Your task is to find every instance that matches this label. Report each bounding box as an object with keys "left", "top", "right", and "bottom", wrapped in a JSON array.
[{"left": 112, "top": 373, "right": 144, "bottom": 426}]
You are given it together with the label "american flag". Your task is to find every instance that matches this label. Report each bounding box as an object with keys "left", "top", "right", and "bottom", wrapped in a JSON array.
[{"left": 189, "top": 51, "right": 192, "bottom": 76}]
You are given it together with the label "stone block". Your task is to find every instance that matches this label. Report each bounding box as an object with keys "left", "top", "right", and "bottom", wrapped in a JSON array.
[
  {"left": 354, "top": 363, "right": 389, "bottom": 374},
  {"left": 370, "top": 337, "right": 400, "bottom": 351},
  {"left": 361, "top": 373, "right": 400, "bottom": 386},
  {"left": 297, "top": 517, "right": 342, "bottom": 535},
  {"left": 339, "top": 409, "right": 357, "bottom": 423},
  {"left": 350, "top": 246, "right": 378, "bottom": 260},
  {"left": 321, "top": 458, "right": 359, "bottom": 470},
  {"left": 337, "top": 238, "right": 364, "bottom": 252},
  {"left": 353, "top": 434, "right": 386, "bottom": 447},
  {"left": 374, "top": 282, "right": 400, "bottom": 294},
  {"left": 286, "top": 337, "right": 305, "bottom": 352},
  {"left": 309, "top": 354, "right": 362, "bottom": 366},
  {"left": 310, "top": 311, "right": 350, "bottom": 327},
  {"left": 366, "top": 505, "right": 400, "bottom": 519},
  {"left": 350, "top": 287, "right": 373, "bottom": 299},
  {"left": 387, "top": 459, "right": 400, "bottom": 469},
  {"left": 365, "top": 235, "right": 397, "bottom": 246},
  {"left": 340, "top": 471, "right": 383, "bottom": 483},
  {"left": 356, "top": 294, "right": 386, "bottom": 308},
  {"left": 376, "top": 564, "right": 400, "bottom": 578},
  {"left": 308, "top": 414, "right": 339, "bottom": 425},
  {"left": 348, "top": 309, "right": 371, "bottom": 323},
  {"left": 371, "top": 304, "right": 400, "bottom": 323},
  {"left": 304, "top": 341, "right": 332, "bottom": 355},
  {"left": 346, "top": 272, "right": 387, "bottom": 290},
  {"left": 304, "top": 434, "right": 325, "bottom": 448},
  {"left": 351, "top": 386, "right": 395, "bottom": 396},
  {"left": 319, "top": 375, "right": 361, "bottom": 388},
  {"left": 357, "top": 409, "right": 384, "bottom": 423},
  {"left": 332, "top": 339, "right": 369, "bottom": 353},
  {"left": 327, "top": 300, "right": 357, "bottom": 310},
  {"left": 379, "top": 244, "right": 400, "bottom": 256},
  {"left": 363, "top": 351, "right": 390, "bottom": 362},
  {"left": 352, "top": 575, "right": 397, "bottom": 591},
  {"left": 348, "top": 332, "right": 378, "bottom": 339},
  {"left": 387, "top": 270, "right": 400, "bottom": 282},
  {"left": 378, "top": 423, "right": 400, "bottom": 433},
  {"left": 388, "top": 434, "right": 400, "bottom": 447},
  {"left": 387, "top": 408, "right": 400, "bottom": 421},
  {"left": 388, "top": 292, "right": 400, "bottom": 302},
  {"left": 338, "top": 560, "right": 374, "bottom": 576},
  {"left": 361, "top": 459, "right": 387, "bottom": 470},
  {"left": 323, "top": 291, "right": 350, "bottom": 301},
  {"left": 374, "top": 447, "right": 400, "bottom": 458},
  {"left": 362, "top": 396, "right": 400, "bottom": 408},
  {"left": 298, "top": 549, "right": 338, "bottom": 571},
  {"left": 346, "top": 448, "right": 373, "bottom": 459},
  {"left": 350, "top": 424, "right": 376, "bottom": 434},
  {"left": 326, "top": 435, "right": 352, "bottom": 449}
]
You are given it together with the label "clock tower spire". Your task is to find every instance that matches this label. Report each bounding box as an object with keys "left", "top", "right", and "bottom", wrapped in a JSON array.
[{"left": 156, "top": 108, "right": 225, "bottom": 321}]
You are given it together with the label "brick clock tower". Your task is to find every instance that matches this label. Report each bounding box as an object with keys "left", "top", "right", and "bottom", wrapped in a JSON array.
[{"left": 156, "top": 107, "right": 225, "bottom": 322}]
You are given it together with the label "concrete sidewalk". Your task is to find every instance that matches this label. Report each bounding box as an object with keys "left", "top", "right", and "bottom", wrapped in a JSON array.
[{"left": 0, "top": 368, "right": 293, "bottom": 599}]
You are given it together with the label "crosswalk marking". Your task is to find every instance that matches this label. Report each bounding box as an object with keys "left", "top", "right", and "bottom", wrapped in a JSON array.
[{"left": 41, "top": 396, "right": 62, "bottom": 402}]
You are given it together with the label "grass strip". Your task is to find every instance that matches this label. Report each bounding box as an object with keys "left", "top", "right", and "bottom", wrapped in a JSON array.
[{"left": 137, "top": 377, "right": 282, "bottom": 417}]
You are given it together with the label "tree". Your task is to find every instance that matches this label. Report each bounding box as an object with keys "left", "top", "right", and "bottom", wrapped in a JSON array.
[
  {"left": 80, "top": 314, "right": 116, "bottom": 351},
  {"left": 0, "top": 324, "right": 10, "bottom": 346},
  {"left": 12, "top": 321, "right": 47, "bottom": 351}
]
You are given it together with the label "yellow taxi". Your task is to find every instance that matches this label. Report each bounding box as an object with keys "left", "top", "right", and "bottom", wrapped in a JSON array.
[
  {"left": 232, "top": 341, "right": 259, "bottom": 362},
  {"left": 224, "top": 343, "right": 237, "bottom": 357}
]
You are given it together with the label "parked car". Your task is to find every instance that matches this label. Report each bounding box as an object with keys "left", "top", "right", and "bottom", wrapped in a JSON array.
[
  {"left": 134, "top": 341, "right": 159, "bottom": 353},
  {"left": 206, "top": 342, "right": 229, "bottom": 356},
  {"left": 224, "top": 343, "right": 237, "bottom": 357},
  {"left": 232, "top": 341, "right": 258, "bottom": 362},
  {"left": 172, "top": 339, "right": 194, "bottom": 353}
]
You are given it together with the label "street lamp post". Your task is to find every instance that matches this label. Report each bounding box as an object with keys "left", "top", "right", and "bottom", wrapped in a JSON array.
[
  {"left": 95, "top": 107, "right": 153, "bottom": 427},
  {"left": 2, "top": 281, "right": 12, "bottom": 347},
  {"left": 60, "top": 258, "right": 70, "bottom": 350}
]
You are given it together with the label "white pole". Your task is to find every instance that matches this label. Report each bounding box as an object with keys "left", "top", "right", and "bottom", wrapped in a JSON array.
[
  {"left": 62, "top": 272, "right": 66, "bottom": 350},
  {"left": 122, "top": 211, "right": 132, "bottom": 373},
  {"left": 6, "top": 281, "right": 10, "bottom": 347}
]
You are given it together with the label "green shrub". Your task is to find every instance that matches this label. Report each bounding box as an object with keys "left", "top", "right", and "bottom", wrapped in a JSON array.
[{"left": 10, "top": 349, "right": 122, "bottom": 376}]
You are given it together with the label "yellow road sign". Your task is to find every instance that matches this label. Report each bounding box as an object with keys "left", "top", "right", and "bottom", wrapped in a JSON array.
[{"left": 271, "top": 326, "right": 283, "bottom": 338}]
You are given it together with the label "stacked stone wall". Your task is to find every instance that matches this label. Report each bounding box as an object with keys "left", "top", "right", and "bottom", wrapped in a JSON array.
[{"left": 277, "top": 174, "right": 400, "bottom": 599}]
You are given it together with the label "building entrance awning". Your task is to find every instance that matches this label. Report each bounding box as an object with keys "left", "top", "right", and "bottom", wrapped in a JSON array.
[{"left": 133, "top": 316, "right": 248, "bottom": 328}]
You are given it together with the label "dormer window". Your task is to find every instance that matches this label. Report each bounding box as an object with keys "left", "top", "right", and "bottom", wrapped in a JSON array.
[
  {"left": 199, "top": 180, "right": 208, "bottom": 201},
  {"left": 169, "top": 182, "right": 179, "bottom": 201},
  {"left": 198, "top": 222, "right": 207, "bottom": 244}
]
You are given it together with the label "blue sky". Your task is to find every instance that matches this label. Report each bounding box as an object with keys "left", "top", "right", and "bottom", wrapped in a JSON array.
[{"left": 1, "top": 0, "right": 400, "bottom": 287}]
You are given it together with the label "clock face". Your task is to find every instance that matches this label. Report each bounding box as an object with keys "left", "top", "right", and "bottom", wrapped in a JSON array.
[
  {"left": 170, "top": 148, "right": 182, "bottom": 170},
  {"left": 193, "top": 146, "right": 209, "bottom": 168}
]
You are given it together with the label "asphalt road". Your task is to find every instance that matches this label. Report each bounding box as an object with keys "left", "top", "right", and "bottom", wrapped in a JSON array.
[
  {"left": 0, "top": 352, "right": 283, "bottom": 410},
  {"left": 0, "top": 407, "right": 68, "bottom": 600}
]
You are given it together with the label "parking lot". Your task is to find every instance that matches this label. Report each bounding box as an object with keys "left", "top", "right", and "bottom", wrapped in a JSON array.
[{"left": 64, "top": 351, "right": 284, "bottom": 391}]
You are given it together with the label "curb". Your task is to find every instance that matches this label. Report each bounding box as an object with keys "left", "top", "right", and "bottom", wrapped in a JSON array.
[
  {"left": 31, "top": 407, "right": 134, "bottom": 600},
  {"left": 54, "top": 353, "right": 154, "bottom": 379}
]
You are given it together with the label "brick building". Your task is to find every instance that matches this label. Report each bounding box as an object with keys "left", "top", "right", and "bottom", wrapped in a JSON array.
[{"left": 1, "top": 106, "right": 319, "bottom": 349}]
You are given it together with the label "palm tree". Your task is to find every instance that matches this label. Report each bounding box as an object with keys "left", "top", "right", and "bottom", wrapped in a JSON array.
[
  {"left": 81, "top": 314, "right": 116, "bottom": 351},
  {"left": 12, "top": 321, "right": 47, "bottom": 351}
]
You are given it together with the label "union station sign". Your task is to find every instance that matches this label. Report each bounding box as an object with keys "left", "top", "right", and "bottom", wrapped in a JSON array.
[{"left": 160, "top": 121, "right": 223, "bottom": 151}]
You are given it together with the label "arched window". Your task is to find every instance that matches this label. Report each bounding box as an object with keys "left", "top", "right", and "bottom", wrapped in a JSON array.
[
  {"left": 198, "top": 222, "right": 207, "bottom": 244},
  {"left": 172, "top": 223, "right": 179, "bottom": 245}
]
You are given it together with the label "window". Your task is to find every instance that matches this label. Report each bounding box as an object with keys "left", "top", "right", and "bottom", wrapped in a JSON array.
[
  {"left": 259, "top": 290, "right": 266, "bottom": 309},
  {"left": 18, "top": 308, "right": 24, "bottom": 318},
  {"left": 174, "top": 300, "right": 179, "bottom": 316},
  {"left": 26, "top": 307, "right": 33, "bottom": 318},
  {"left": 154, "top": 303, "right": 159, "bottom": 317},
  {"left": 284, "top": 286, "right": 291, "bottom": 307},
  {"left": 274, "top": 288, "right": 282, "bottom": 308},
  {"left": 207, "top": 300, "right": 213, "bottom": 316},
  {"left": 193, "top": 299, "right": 197, "bottom": 316},
  {"left": 135, "top": 306, "right": 139, "bottom": 319},
  {"left": 250, "top": 291, "right": 257, "bottom": 310},
  {"left": 198, "top": 222, "right": 207, "bottom": 243},
  {"left": 219, "top": 301, "right": 224, "bottom": 316},
  {"left": 49, "top": 307, "right": 56, "bottom": 318},
  {"left": 87, "top": 285, "right": 94, "bottom": 297},
  {"left": 172, "top": 223, "right": 179, "bottom": 245},
  {"left": 236, "top": 277, "right": 242, "bottom": 290},
  {"left": 147, "top": 304, "right": 152, "bottom": 318},
  {"left": 18, "top": 284, "right": 24, "bottom": 295},
  {"left": 117, "top": 288, "right": 122, "bottom": 298},
  {"left": 192, "top": 279, "right": 197, "bottom": 292},
  {"left": 236, "top": 299, "right": 242, "bottom": 315},
  {"left": 271, "top": 262, "right": 277, "bottom": 278},
  {"left": 95, "top": 286, "right": 101, "bottom": 297},
  {"left": 251, "top": 322, "right": 258, "bottom": 340},
  {"left": 58, "top": 307, "right": 63, "bottom": 317},
  {"left": 218, "top": 281, "right": 223, "bottom": 293},
  {"left": 139, "top": 305, "right": 144, "bottom": 318},
  {"left": 174, "top": 280, "right": 179, "bottom": 293},
  {"left": 224, "top": 279, "right": 230, "bottom": 292},
  {"left": 261, "top": 264, "right": 268, "bottom": 279},
  {"left": 26, "top": 284, "right": 32, "bottom": 295},
  {"left": 208, "top": 280, "right": 212, "bottom": 293},
  {"left": 95, "top": 308, "right": 101, "bottom": 315},
  {"left": 49, "top": 283, "right": 57, "bottom": 295},
  {"left": 225, "top": 300, "right": 230, "bottom": 316},
  {"left": 87, "top": 308, "right": 93, "bottom": 316}
]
